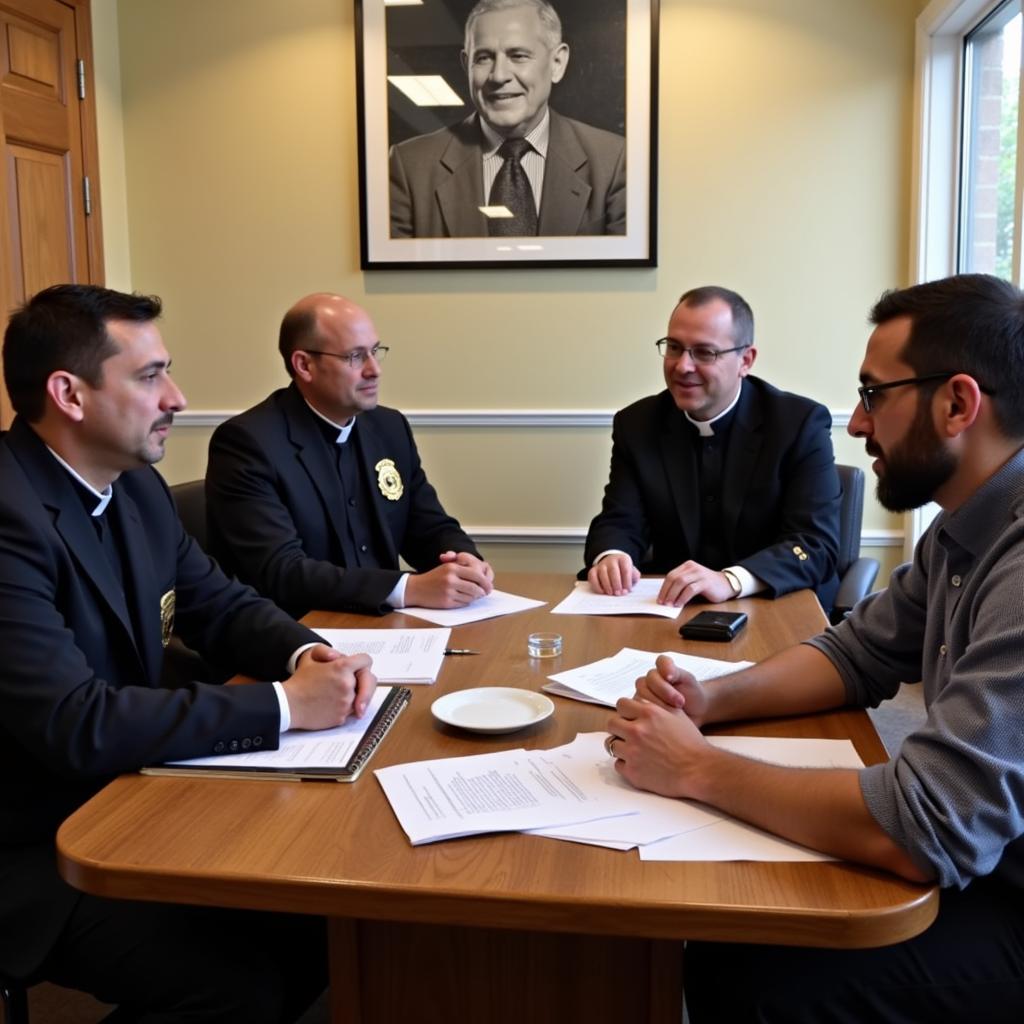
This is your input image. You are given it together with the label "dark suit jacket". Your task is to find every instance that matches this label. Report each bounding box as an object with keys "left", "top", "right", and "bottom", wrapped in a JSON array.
[
  {"left": 388, "top": 110, "right": 626, "bottom": 238},
  {"left": 0, "top": 418, "right": 322, "bottom": 979},
  {"left": 206, "top": 385, "right": 480, "bottom": 617},
  {"left": 583, "top": 378, "right": 842, "bottom": 609}
]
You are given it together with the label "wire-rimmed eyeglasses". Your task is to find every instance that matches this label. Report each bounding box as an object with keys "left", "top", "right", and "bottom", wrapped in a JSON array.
[
  {"left": 303, "top": 343, "right": 389, "bottom": 368},
  {"left": 655, "top": 338, "right": 750, "bottom": 364}
]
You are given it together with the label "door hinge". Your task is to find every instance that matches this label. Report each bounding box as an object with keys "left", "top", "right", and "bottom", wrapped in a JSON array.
[
  {"left": 83, "top": 176, "right": 92, "bottom": 216},
  {"left": 77, "top": 59, "right": 86, "bottom": 100}
]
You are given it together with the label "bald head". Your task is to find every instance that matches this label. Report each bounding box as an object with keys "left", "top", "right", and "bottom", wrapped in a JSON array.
[
  {"left": 279, "top": 293, "right": 383, "bottom": 424},
  {"left": 278, "top": 293, "right": 375, "bottom": 377}
]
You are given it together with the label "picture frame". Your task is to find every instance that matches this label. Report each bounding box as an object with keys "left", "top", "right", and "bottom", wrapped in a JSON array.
[{"left": 355, "top": 0, "right": 659, "bottom": 270}]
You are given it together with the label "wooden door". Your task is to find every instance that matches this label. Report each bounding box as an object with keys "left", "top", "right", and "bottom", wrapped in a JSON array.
[{"left": 0, "top": 0, "right": 102, "bottom": 424}]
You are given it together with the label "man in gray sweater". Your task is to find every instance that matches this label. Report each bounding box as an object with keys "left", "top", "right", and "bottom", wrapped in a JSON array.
[{"left": 607, "top": 273, "right": 1024, "bottom": 1022}]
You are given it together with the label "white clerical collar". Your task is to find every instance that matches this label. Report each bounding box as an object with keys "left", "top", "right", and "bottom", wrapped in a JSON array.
[
  {"left": 684, "top": 380, "right": 744, "bottom": 437},
  {"left": 480, "top": 109, "right": 551, "bottom": 160},
  {"left": 46, "top": 446, "right": 113, "bottom": 516},
  {"left": 304, "top": 399, "right": 355, "bottom": 444}
]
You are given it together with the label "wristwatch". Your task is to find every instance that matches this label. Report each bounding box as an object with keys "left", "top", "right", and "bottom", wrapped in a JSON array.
[{"left": 722, "top": 569, "right": 742, "bottom": 597}]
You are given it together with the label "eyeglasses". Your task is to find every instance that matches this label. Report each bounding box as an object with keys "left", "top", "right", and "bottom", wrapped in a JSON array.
[
  {"left": 655, "top": 338, "right": 750, "bottom": 364},
  {"left": 303, "top": 343, "right": 389, "bottom": 368},
  {"left": 856, "top": 372, "right": 959, "bottom": 413}
]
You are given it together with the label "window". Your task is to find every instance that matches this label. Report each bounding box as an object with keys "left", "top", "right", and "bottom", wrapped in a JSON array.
[{"left": 960, "top": 1, "right": 1022, "bottom": 279}]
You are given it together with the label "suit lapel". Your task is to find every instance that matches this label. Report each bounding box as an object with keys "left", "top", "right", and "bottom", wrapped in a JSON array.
[
  {"left": 659, "top": 399, "right": 701, "bottom": 556},
  {"left": 437, "top": 117, "right": 488, "bottom": 237},
  {"left": 353, "top": 415, "right": 400, "bottom": 567},
  {"left": 538, "top": 112, "right": 591, "bottom": 236},
  {"left": 281, "top": 386, "right": 350, "bottom": 555},
  {"left": 6, "top": 419, "right": 142, "bottom": 667},
  {"left": 114, "top": 485, "right": 165, "bottom": 684},
  {"left": 720, "top": 383, "right": 763, "bottom": 551}
]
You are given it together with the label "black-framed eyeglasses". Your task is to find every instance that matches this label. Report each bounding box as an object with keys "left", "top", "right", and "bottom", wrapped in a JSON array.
[
  {"left": 655, "top": 338, "right": 750, "bottom": 364},
  {"left": 303, "top": 343, "right": 389, "bottom": 368},
  {"left": 857, "top": 371, "right": 996, "bottom": 413}
]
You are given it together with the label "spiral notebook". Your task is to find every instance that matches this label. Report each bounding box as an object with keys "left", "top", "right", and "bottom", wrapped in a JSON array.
[{"left": 142, "top": 685, "right": 411, "bottom": 783}]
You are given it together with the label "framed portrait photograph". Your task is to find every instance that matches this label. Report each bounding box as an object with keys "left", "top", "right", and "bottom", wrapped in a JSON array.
[{"left": 355, "top": 0, "right": 659, "bottom": 270}]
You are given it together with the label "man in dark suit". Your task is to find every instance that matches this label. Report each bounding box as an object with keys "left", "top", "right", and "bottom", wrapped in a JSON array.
[
  {"left": 583, "top": 286, "right": 842, "bottom": 610},
  {"left": 0, "top": 284, "right": 376, "bottom": 1022},
  {"left": 206, "top": 293, "right": 493, "bottom": 617},
  {"left": 388, "top": 0, "right": 625, "bottom": 238}
]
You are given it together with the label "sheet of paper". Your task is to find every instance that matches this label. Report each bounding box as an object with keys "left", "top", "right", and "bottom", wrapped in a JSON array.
[
  {"left": 375, "top": 737, "right": 643, "bottom": 845},
  {"left": 526, "top": 733, "right": 726, "bottom": 847},
  {"left": 638, "top": 816, "right": 838, "bottom": 862},
  {"left": 314, "top": 627, "right": 450, "bottom": 683},
  {"left": 636, "top": 736, "right": 864, "bottom": 861},
  {"left": 399, "top": 589, "right": 546, "bottom": 627},
  {"left": 164, "top": 687, "right": 393, "bottom": 769},
  {"left": 550, "top": 579, "right": 682, "bottom": 619},
  {"left": 544, "top": 648, "right": 753, "bottom": 707}
]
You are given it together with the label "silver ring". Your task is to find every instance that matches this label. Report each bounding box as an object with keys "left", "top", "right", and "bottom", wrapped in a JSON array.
[{"left": 604, "top": 734, "right": 618, "bottom": 758}]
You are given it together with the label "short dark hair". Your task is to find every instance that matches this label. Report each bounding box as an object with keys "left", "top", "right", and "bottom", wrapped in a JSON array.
[
  {"left": 278, "top": 305, "right": 318, "bottom": 378},
  {"left": 870, "top": 273, "right": 1024, "bottom": 439},
  {"left": 677, "top": 285, "right": 754, "bottom": 350},
  {"left": 3, "top": 284, "right": 162, "bottom": 422}
]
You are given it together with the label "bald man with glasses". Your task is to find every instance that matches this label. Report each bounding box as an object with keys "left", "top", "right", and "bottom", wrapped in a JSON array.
[
  {"left": 582, "top": 285, "right": 842, "bottom": 610},
  {"left": 207, "top": 293, "right": 492, "bottom": 617}
]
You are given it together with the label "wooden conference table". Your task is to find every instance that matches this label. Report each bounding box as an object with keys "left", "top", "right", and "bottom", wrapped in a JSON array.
[{"left": 58, "top": 574, "right": 938, "bottom": 1024}]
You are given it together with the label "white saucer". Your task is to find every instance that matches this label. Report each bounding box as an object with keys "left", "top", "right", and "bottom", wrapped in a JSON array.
[{"left": 431, "top": 687, "right": 554, "bottom": 734}]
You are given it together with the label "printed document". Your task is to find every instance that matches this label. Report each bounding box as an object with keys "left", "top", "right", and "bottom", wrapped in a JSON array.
[
  {"left": 314, "top": 627, "right": 450, "bottom": 683},
  {"left": 550, "top": 580, "right": 682, "bottom": 619},
  {"left": 544, "top": 647, "right": 753, "bottom": 707},
  {"left": 375, "top": 740, "right": 640, "bottom": 845},
  {"left": 400, "top": 589, "right": 546, "bottom": 627}
]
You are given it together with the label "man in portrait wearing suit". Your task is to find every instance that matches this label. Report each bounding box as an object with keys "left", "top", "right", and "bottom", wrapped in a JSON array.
[
  {"left": 583, "top": 285, "right": 842, "bottom": 609},
  {"left": 388, "top": 0, "right": 626, "bottom": 238},
  {"left": 0, "top": 285, "right": 377, "bottom": 1021},
  {"left": 206, "top": 292, "right": 493, "bottom": 618}
]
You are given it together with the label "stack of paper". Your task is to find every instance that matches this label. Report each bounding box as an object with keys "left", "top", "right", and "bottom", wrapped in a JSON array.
[
  {"left": 315, "top": 627, "right": 450, "bottom": 683},
  {"left": 375, "top": 731, "right": 864, "bottom": 860},
  {"left": 544, "top": 648, "right": 753, "bottom": 707},
  {"left": 550, "top": 580, "right": 682, "bottom": 619}
]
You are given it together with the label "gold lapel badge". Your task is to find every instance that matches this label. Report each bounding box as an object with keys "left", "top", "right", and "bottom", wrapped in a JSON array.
[
  {"left": 375, "top": 458, "right": 404, "bottom": 501},
  {"left": 160, "top": 590, "right": 176, "bottom": 647}
]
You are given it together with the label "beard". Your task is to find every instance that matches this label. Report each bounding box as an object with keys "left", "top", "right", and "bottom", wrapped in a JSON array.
[{"left": 871, "top": 404, "right": 956, "bottom": 512}]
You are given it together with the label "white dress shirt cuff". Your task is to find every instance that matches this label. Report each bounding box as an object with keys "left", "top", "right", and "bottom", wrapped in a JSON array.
[
  {"left": 592, "top": 549, "right": 630, "bottom": 567},
  {"left": 726, "top": 565, "right": 765, "bottom": 598},
  {"left": 272, "top": 681, "right": 292, "bottom": 734},
  {"left": 386, "top": 572, "right": 410, "bottom": 608}
]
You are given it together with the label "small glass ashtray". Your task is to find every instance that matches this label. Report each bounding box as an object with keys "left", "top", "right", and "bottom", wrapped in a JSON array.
[{"left": 527, "top": 632, "right": 563, "bottom": 658}]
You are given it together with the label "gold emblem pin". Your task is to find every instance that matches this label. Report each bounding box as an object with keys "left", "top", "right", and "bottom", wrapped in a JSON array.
[
  {"left": 792, "top": 545, "right": 808, "bottom": 561},
  {"left": 159, "top": 590, "right": 176, "bottom": 647},
  {"left": 375, "top": 458, "right": 404, "bottom": 501}
]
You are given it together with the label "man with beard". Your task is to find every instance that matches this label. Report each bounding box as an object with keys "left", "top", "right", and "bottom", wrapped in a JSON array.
[{"left": 606, "top": 273, "right": 1024, "bottom": 1022}]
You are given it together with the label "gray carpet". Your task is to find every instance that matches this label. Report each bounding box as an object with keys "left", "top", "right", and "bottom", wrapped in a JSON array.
[{"left": 867, "top": 683, "right": 927, "bottom": 757}]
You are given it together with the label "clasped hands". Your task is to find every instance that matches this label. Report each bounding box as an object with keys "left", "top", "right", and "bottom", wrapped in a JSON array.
[
  {"left": 405, "top": 550, "right": 495, "bottom": 608},
  {"left": 605, "top": 654, "right": 714, "bottom": 800},
  {"left": 587, "top": 553, "right": 736, "bottom": 606}
]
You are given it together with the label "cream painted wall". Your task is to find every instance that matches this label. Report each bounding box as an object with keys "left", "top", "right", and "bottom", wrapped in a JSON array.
[{"left": 101, "top": 0, "right": 918, "bottom": 578}]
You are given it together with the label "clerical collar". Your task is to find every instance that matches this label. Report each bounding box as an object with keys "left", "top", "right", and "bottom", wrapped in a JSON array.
[
  {"left": 480, "top": 109, "right": 551, "bottom": 160},
  {"left": 46, "top": 446, "right": 112, "bottom": 516},
  {"left": 304, "top": 399, "right": 355, "bottom": 444},
  {"left": 684, "top": 381, "right": 743, "bottom": 437}
]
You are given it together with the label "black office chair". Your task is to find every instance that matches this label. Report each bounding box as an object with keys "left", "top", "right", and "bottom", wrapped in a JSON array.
[
  {"left": 169, "top": 479, "right": 207, "bottom": 550},
  {"left": 831, "top": 463, "right": 880, "bottom": 625},
  {"left": 1, "top": 975, "right": 29, "bottom": 1024}
]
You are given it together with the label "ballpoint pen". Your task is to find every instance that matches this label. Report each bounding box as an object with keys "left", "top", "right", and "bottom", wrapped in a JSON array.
[{"left": 443, "top": 648, "right": 479, "bottom": 655}]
